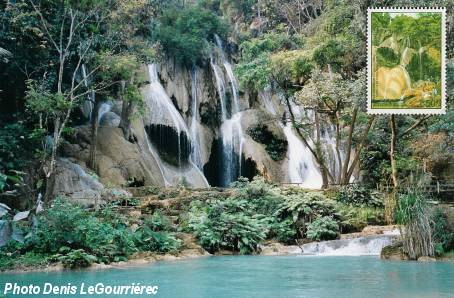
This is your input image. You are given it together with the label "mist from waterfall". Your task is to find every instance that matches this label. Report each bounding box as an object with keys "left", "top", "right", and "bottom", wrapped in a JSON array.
[{"left": 211, "top": 34, "right": 245, "bottom": 186}]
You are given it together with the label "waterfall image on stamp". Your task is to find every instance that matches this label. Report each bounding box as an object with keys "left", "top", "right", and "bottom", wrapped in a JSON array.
[{"left": 367, "top": 8, "right": 446, "bottom": 115}]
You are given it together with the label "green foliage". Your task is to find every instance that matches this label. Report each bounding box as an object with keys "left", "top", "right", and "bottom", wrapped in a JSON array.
[
  {"left": 0, "top": 122, "right": 36, "bottom": 172},
  {"left": 188, "top": 198, "right": 269, "bottom": 254},
  {"left": 395, "top": 190, "right": 434, "bottom": 259},
  {"left": 29, "top": 199, "right": 136, "bottom": 263},
  {"left": 134, "top": 211, "right": 181, "bottom": 253},
  {"left": 156, "top": 6, "right": 228, "bottom": 65},
  {"left": 54, "top": 247, "right": 97, "bottom": 269},
  {"left": 336, "top": 185, "right": 383, "bottom": 208},
  {"left": 0, "top": 251, "right": 52, "bottom": 271},
  {"left": 337, "top": 205, "right": 385, "bottom": 233},
  {"left": 277, "top": 190, "right": 337, "bottom": 224},
  {"left": 312, "top": 39, "right": 346, "bottom": 71},
  {"left": 306, "top": 216, "right": 339, "bottom": 241},
  {"left": 247, "top": 125, "right": 287, "bottom": 161},
  {"left": 431, "top": 208, "right": 454, "bottom": 256}
]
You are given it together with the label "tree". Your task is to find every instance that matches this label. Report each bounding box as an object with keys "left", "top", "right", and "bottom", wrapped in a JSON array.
[{"left": 17, "top": 0, "right": 110, "bottom": 202}]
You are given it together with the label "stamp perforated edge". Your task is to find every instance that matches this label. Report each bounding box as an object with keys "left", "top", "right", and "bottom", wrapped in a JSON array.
[{"left": 366, "top": 7, "right": 446, "bottom": 115}]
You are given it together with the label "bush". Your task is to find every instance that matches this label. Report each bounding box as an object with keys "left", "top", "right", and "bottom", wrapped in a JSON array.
[
  {"left": 188, "top": 198, "right": 269, "bottom": 254},
  {"left": 431, "top": 207, "right": 454, "bottom": 256},
  {"left": 336, "top": 185, "right": 383, "bottom": 208},
  {"left": 134, "top": 211, "right": 181, "bottom": 253},
  {"left": 28, "top": 199, "right": 136, "bottom": 263},
  {"left": 337, "top": 205, "right": 385, "bottom": 233},
  {"left": 54, "top": 247, "right": 97, "bottom": 269},
  {"left": 306, "top": 216, "right": 339, "bottom": 241},
  {"left": 395, "top": 191, "right": 434, "bottom": 259}
]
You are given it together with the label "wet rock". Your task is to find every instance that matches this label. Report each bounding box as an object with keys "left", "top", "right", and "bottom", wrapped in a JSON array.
[
  {"left": 99, "top": 112, "right": 121, "bottom": 127},
  {"left": 381, "top": 242, "right": 410, "bottom": 260},
  {"left": 259, "top": 242, "right": 301, "bottom": 256},
  {"left": 418, "top": 256, "right": 436, "bottom": 262}
]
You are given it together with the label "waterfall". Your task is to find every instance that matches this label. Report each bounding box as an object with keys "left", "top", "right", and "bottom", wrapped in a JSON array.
[
  {"left": 258, "top": 90, "right": 323, "bottom": 188},
  {"left": 145, "top": 64, "right": 190, "bottom": 166},
  {"left": 190, "top": 68, "right": 204, "bottom": 170},
  {"left": 282, "top": 123, "right": 323, "bottom": 189},
  {"left": 81, "top": 64, "right": 94, "bottom": 120},
  {"left": 142, "top": 64, "right": 209, "bottom": 187},
  {"left": 301, "top": 233, "right": 400, "bottom": 256},
  {"left": 97, "top": 102, "right": 112, "bottom": 125},
  {"left": 211, "top": 35, "right": 245, "bottom": 186}
]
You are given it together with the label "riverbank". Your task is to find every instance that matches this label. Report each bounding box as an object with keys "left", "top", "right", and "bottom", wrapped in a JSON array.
[{"left": 0, "top": 225, "right": 408, "bottom": 274}]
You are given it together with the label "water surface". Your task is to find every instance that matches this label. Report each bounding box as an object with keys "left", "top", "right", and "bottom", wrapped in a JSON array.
[{"left": 1, "top": 256, "right": 453, "bottom": 298}]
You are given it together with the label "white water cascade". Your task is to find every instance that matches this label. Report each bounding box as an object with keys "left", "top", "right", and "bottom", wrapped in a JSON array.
[
  {"left": 282, "top": 123, "right": 323, "bottom": 189},
  {"left": 142, "top": 64, "right": 209, "bottom": 187},
  {"left": 97, "top": 102, "right": 112, "bottom": 125},
  {"left": 211, "top": 35, "right": 245, "bottom": 186},
  {"left": 259, "top": 90, "right": 323, "bottom": 188},
  {"left": 81, "top": 64, "right": 94, "bottom": 120},
  {"left": 301, "top": 232, "right": 400, "bottom": 256},
  {"left": 190, "top": 68, "right": 204, "bottom": 170}
]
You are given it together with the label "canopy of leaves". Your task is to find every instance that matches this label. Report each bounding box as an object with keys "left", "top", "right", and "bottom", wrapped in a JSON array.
[{"left": 155, "top": 6, "right": 228, "bottom": 66}]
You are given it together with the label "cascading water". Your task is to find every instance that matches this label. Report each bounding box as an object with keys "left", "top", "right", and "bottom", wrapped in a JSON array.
[
  {"left": 301, "top": 232, "right": 400, "bottom": 256},
  {"left": 211, "top": 35, "right": 245, "bottom": 186},
  {"left": 81, "top": 64, "right": 94, "bottom": 120},
  {"left": 142, "top": 64, "right": 209, "bottom": 187},
  {"left": 282, "top": 123, "right": 323, "bottom": 189},
  {"left": 97, "top": 102, "right": 112, "bottom": 125},
  {"left": 190, "top": 68, "right": 204, "bottom": 170},
  {"left": 145, "top": 64, "right": 190, "bottom": 166},
  {"left": 259, "top": 90, "right": 323, "bottom": 188}
]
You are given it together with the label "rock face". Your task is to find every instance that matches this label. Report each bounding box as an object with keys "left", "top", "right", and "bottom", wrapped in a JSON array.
[
  {"left": 381, "top": 242, "right": 410, "bottom": 260},
  {"left": 53, "top": 158, "right": 105, "bottom": 206}
]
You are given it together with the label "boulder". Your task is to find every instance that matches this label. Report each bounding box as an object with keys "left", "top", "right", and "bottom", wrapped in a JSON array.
[
  {"left": 381, "top": 242, "right": 410, "bottom": 260},
  {"left": 417, "top": 256, "right": 436, "bottom": 262},
  {"left": 53, "top": 158, "right": 104, "bottom": 207},
  {"left": 99, "top": 111, "right": 121, "bottom": 127}
]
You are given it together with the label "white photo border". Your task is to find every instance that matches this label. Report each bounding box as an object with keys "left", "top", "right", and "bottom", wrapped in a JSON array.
[{"left": 367, "top": 7, "right": 446, "bottom": 115}]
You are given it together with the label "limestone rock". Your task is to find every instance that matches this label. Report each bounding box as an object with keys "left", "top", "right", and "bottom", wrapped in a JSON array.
[
  {"left": 381, "top": 242, "right": 410, "bottom": 260},
  {"left": 100, "top": 111, "right": 121, "bottom": 127},
  {"left": 417, "top": 256, "right": 436, "bottom": 262},
  {"left": 53, "top": 158, "right": 104, "bottom": 207}
]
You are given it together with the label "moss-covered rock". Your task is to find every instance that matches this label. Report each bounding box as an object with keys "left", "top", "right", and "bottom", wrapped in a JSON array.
[{"left": 381, "top": 242, "right": 410, "bottom": 261}]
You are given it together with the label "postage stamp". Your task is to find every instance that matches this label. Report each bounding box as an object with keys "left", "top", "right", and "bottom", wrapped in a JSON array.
[{"left": 367, "top": 7, "right": 446, "bottom": 114}]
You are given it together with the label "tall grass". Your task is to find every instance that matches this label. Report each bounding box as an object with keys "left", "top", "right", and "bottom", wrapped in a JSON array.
[{"left": 395, "top": 190, "right": 434, "bottom": 259}]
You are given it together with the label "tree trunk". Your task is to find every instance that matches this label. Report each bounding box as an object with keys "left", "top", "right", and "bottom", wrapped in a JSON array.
[
  {"left": 88, "top": 98, "right": 100, "bottom": 169},
  {"left": 341, "top": 107, "right": 357, "bottom": 184},
  {"left": 390, "top": 115, "right": 398, "bottom": 189},
  {"left": 345, "top": 115, "right": 375, "bottom": 182},
  {"left": 44, "top": 117, "right": 61, "bottom": 203}
]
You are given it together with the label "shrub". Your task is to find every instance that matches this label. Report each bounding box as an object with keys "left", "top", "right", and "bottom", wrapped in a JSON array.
[
  {"left": 54, "top": 247, "right": 97, "bottom": 269},
  {"left": 431, "top": 207, "right": 454, "bottom": 256},
  {"left": 29, "top": 199, "right": 136, "bottom": 263},
  {"left": 306, "top": 216, "right": 339, "bottom": 241},
  {"left": 337, "top": 205, "right": 385, "bottom": 233},
  {"left": 134, "top": 211, "right": 181, "bottom": 253},
  {"left": 188, "top": 198, "right": 269, "bottom": 254},
  {"left": 336, "top": 185, "right": 383, "bottom": 208},
  {"left": 395, "top": 191, "right": 434, "bottom": 259}
]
